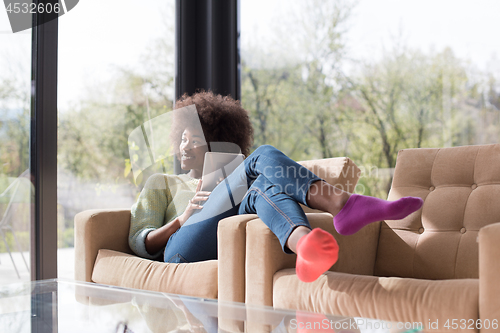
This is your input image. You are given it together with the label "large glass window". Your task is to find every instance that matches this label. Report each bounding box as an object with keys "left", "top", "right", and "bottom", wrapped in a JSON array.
[
  {"left": 241, "top": 0, "right": 500, "bottom": 198},
  {"left": 57, "top": 0, "right": 176, "bottom": 279},
  {"left": 0, "top": 12, "right": 32, "bottom": 283}
]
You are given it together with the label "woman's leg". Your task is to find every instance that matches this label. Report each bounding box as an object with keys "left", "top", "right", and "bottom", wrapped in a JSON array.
[
  {"left": 240, "top": 145, "right": 422, "bottom": 282},
  {"left": 238, "top": 174, "right": 311, "bottom": 253},
  {"left": 306, "top": 180, "right": 424, "bottom": 235},
  {"left": 239, "top": 174, "right": 339, "bottom": 282},
  {"left": 169, "top": 143, "right": 325, "bottom": 237},
  {"left": 244, "top": 145, "right": 423, "bottom": 236},
  {"left": 242, "top": 145, "right": 322, "bottom": 205}
]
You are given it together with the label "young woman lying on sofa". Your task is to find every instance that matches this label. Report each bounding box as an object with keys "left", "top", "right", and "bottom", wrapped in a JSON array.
[{"left": 128, "top": 91, "right": 423, "bottom": 283}]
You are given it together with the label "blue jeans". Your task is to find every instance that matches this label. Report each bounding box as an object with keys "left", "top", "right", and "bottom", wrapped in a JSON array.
[{"left": 163, "top": 145, "right": 322, "bottom": 263}]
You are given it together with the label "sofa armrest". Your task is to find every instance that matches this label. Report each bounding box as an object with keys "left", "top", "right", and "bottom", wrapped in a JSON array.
[
  {"left": 245, "top": 213, "right": 381, "bottom": 307},
  {"left": 245, "top": 218, "right": 294, "bottom": 307},
  {"left": 479, "top": 221, "right": 500, "bottom": 330},
  {"left": 217, "top": 213, "right": 259, "bottom": 303},
  {"left": 74, "top": 209, "right": 133, "bottom": 283}
]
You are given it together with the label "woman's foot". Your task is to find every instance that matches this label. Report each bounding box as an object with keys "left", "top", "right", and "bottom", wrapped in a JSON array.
[
  {"left": 306, "top": 181, "right": 424, "bottom": 235},
  {"left": 333, "top": 194, "right": 424, "bottom": 235},
  {"left": 295, "top": 228, "right": 339, "bottom": 283}
]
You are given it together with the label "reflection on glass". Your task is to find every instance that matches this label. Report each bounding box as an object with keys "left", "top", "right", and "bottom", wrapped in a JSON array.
[
  {"left": 241, "top": 0, "right": 500, "bottom": 199},
  {"left": 0, "top": 15, "right": 31, "bottom": 284},
  {"left": 0, "top": 279, "right": 420, "bottom": 333}
]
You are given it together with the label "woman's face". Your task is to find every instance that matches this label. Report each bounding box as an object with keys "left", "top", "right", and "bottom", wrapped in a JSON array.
[{"left": 179, "top": 127, "right": 208, "bottom": 178}]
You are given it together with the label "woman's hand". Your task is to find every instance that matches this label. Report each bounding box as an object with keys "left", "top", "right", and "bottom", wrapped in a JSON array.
[
  {"left": 178, "top": 179, "right": 211, "bottom": 226},
  {"left": 144, "top": 180, "right": 211, "bottom": 255}
]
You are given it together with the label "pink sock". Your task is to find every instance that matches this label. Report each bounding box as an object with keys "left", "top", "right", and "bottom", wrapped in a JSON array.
[
  {"left": 333, "top": 194, "right": 424, "bottom": 236},
  {"left": 296, "top": 228, "right": 339, "bottom": 283}
]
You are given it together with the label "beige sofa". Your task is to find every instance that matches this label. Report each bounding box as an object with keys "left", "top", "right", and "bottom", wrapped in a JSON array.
[
  {"left": 238, "top": 144, "right": 500, "bottom": 333},
  {"left": 74, "top": 157, "right": 360, "bottom": 300}
]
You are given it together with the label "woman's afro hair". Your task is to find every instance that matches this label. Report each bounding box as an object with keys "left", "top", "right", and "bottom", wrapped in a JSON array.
[{"left": 171, "top": 91, "right": 254, "bottom": 157}]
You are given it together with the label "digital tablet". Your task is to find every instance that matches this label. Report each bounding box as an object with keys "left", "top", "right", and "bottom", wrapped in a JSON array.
[{"left": 201, "top": 152, "right": 245, "bottom": 191}]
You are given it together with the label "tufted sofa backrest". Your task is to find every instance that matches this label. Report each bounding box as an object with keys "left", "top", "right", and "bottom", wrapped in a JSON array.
[{"left": 374, "top": 144, "right": 500, "bottom": 280}]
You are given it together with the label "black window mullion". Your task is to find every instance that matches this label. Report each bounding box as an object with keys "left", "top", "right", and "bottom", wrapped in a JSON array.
[
  {"left": 30, "top": 1, "right": 59, "bottom": 281},
  {"left": 211, "top": 0, "right": 239, "bottom": 99},
  {"left": 175, "top": 0, "right": 240, "bottom": 100}
]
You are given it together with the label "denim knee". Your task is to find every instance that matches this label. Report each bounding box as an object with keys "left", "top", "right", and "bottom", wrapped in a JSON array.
[
  {"left": 253, "top": 144, "right": 278, "bottom": 155},
  {"left": 239, "top": 176, "right": 311, "bottom": 253}
]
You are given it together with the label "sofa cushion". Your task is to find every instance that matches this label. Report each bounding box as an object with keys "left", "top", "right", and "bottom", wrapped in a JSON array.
[
  {"left": 273, "top": 269, "right": 479, "bottom": 333},
  {"left": 92, "top": 249, "right": 218, "bottom": 299}
]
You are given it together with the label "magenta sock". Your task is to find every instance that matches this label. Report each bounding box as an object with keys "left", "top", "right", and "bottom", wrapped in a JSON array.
[
  {"left": 333, "top": 194, "right": 423, "bottom": 236},
  {"left": 296, "top": 228, "right": 339, "bottom": 283}
]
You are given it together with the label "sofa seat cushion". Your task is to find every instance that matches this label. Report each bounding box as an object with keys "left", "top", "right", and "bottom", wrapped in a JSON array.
[
  {"left": 273, "top": 269, "right": 479, "bottom": 333},
  {"left": 92, "top": 249, "right": 218, "bottom": 299}
]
